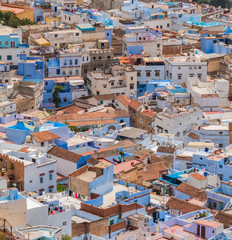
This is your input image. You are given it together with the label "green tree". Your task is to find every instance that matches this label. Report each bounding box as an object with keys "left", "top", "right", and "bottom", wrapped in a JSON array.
[
  {"left": 62, "top": 235, "right": 72, "bottom": 240},
  {"left": 210, "top": 0, "right": 230, "bottom": 8},
  {"left": 0, "top": 11, "right": 35, "bottom": 28},
  {"left": 52, "top": 85, "right": 65, "bottom": 108}
]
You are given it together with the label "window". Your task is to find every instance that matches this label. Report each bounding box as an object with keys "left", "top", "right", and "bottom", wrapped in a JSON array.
[
  {"left": 170, "top": 73, "right": 172, "bottom": 79},
  {"left": 5, "top": 41, "right": 8, "bottom": 45},
  {"left": 167, "top": 23, "right": 170, "bottom": 27},
  {"left": 62, "top": 71, "right": 66, "bottom": 76},
  {"left": 178, "top": 67, "right": 181, "bottom": 70},
  {"left": 130, "top": 84, "right": 134, "bottom": 89},
  {"left": 76, "top": 69, "right": 79, "bottom": 75},
  {"left": 219, "top": 144, "right": 223, "bottom": 148},
  {"left": 119, "top": 80, "right": 123, "bottom": 85},
  {"left": 107, "top": 33, "right": 109, "bottom": 36},
  {"left": 137, "top": 71, "right": 141, "bottom": 77},
  {"left": 84, "top": 69, "right": 87, "bottom": 74},
  {"left": 198, "top": 74, "right": 202, "bottom": 79},
  {"left": 32, "top": 158, "right": 36, "bottom": 163},
  {"left": 76, "top": 33, "right": 79, "bottom": 36},
  {"left": 49, "top": 188, "right": 52, "bottom": 193},
  {"left": 199, "top": 66, "right": 201, "bottom": 69},
  {"left": 57, "top": 69, "right": 60, "bottom": 75},
  {"left": 70, "top": 59, "right": 73, "bottom": 65},
  {"left": 213, "top": 202, "right": 217, "bottom": 209},
  {"left": 69, "top": 70, "right": 72, "bottom": 75},
  {"left": 219, "top": 131, "right": 223, "bottom": 135},
  {"left": 131, "top": 76, "right": 133, "bottom": 80},
  {"left": 110, "top": 220, "right": 114, "bottom": 225},
  {"left": 11, "top": 41, "right": 15, "bottom": 47},
  {"left": 146, "top": 71, "right": 151, "bottom": 77},
  {"left": 155, "top": 71, "right": 160, "bottom": 76},
  {"left": 111, "top": 81, "right": 114, "bottom": 86},
  {"left": 0, "top": 56, "right": 1, "bottom": 60},
  {"left": 64, "top": 97, "right": 67, "bottom": 102},
  {"left": 49, "top": 173, "right": 53, "bottom": 180},
  {"left": 189, "top": 67, "right": 192, "bottom": 70},
  {"left": 63, "top": 222, "right": 67, "bottom": 226},
  {"left": 54, "top": 34, "right": 58, "bottom": 37},
  {"left": 93, "top": 57, "right": 96, "bottom": 60},
  {"left": 64, "top": 60, "right": 67, "bottom": 66},
  {"left": 7, "top": 55, "right": 12, "bottom": 61},
  {"left": 157, "top": 44, "right": 160, "bottom": 48},
  {"left": 29, "top": 180, "right": 32, "bottom": 183},
  {"left": 0, "top": 41, "right": 1, "bottom": 45},
  {"left": 40, "top": 177, "right": 43, "bottom": 184},
  {"left": 41, "top": 142, "right": 44, "bottom": 147},
  {"left": 176, "top": 132, "right": 180, "bottom": 137},
  {"left": 99, "top": 56, "right": 102, "bottom": 59},
  {"left": 178, "top": 74, "right": 182, "bottom": 80},
  {"left": 45, "top": 81, "right": 48, "bottom": 86},
  {"left": 107, "top": 56, "right": 110, "bottom": 59},
  {"left": 103, "top": 84, "right": 107, "bottom": 88},
  {"left": 75, "top": 59, "right": 78, "bottom": 65},
  {"left": 190, "top": 74, "right": 194, "bottom": 77}
]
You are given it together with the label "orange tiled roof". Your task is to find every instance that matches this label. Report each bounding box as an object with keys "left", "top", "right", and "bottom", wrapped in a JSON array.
[
  {"left": 129, "top": 99, "right": 142, "bottom": 110},
  {"left": 189, "top": 172, "right": 207, "bottom": 181},
  {"left": 116, "top": 95, "right": 132, "bottom": 109},
  {"left": 31, "top": 131, "right": 61, "bottom": 142}
]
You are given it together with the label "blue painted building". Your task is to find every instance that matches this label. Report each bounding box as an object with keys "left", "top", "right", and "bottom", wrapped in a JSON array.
[
  {"left": 192, "top": 150, "right": 232, "bottom": 182},
  {"left": 201, "top": 37, "right": 232, "bottom": 54},
  {"left": 18, "top": 54, "right": 44, "bottom": 80},
  {"left": 0, "top": 27, "right": 30, "bottom": 66},
  {"left": 42, "top": 76, "right": 88, "bottom": 108}
]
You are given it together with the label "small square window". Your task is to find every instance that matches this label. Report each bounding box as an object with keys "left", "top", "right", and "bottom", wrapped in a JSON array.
[{"left": 7, "top": 55, "right": 12, "bottom": 61}]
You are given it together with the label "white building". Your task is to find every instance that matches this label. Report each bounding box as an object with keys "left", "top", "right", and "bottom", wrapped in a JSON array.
[
  {"left": 165, "top": 53, "right": 207, "bottom": 84},
  {"left": 155, "top": 107, "right": 203, "bottom": 142},
  {"left": 87, "top": 65, "right": 137, "bottom": 97},
  {"left": 7, "top": 148, "right": 57, "bottom": 195},
  {"left": 0, "top": 95, "right": 16, "bottom": 115},
  {"left": 123, "top": 31, "right": 163, "bottom": 57},
  {"left": 45, "top": 29, "right": 82, "bottom": 49},
  {"left": 133, "top": 57, "right": 165, "bottom": 85},
  {"left": 26, "top": 196, "right": 72, "bottom": 235},
  {"left": 61, "top": 10, "right": 88, "bottom": 25},
  {"left": 187, "top": 77, "right": 230, "bottom": 109}
]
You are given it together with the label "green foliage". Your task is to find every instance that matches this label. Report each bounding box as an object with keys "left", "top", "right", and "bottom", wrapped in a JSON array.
[
  {"left": 120, "top": 151, "right": 124, "bottom": 156},
  {"left": 10, "top": 162, "right": 14, "bottom": 170},
  {"left": 57, "top": 183, "right": 68, "bottom": 192},
  {"left": 199, "top": 211, "right": 207, "bottom": 218},
  {"left": 69, "top": 126, "right": 90, "bottom": 133},
  {"left": 0, "top": 11, "right": 35, "bottom": 28},
  {"left": 52, "top": 85, "right": 65, "bottom": 108},
  {"left": 210, "top": 0, "right": 231, "bottom": 8},
  {"left": 62, "top": 234, "right": 72, "bottom": 240}
]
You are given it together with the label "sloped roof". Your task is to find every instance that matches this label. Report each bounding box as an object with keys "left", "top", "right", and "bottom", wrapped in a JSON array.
[
  {"left": 31, "top": 131, "right": 61, "bottom": 142},
  {"left": 47, "top": 146, "right": 82, "bottom": 163},
  {"left": 175, "top": 183, "right": 207, "bottom": 202},
  {"left": 166, "top": 197, "right": 204, "bottom": 214}
]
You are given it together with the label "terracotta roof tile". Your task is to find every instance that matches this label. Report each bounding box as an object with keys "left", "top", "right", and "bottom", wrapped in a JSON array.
[
  {"left": 138, "top": 110, "right": 156, "bottom": 118},
  {"left": 157, "top": 146, "right": 175, "bottom": 154},
  {"left": 128, "top": 99, "right": 142, "bottom": 110},
  {"left": 116, "top": 95, "right": 132, "bottom": 108},
  {"left": 175, "top": 183, "right": 207, "bottom": 202},
  {"left": 31, "top": 131, "right": 61, "bottom": 142},
  {"left": 188, "top": 132, "right": 200, "bottom": 140},
  {"left": 166, "top": 197, "right": 204, "bottom": 214},
  {"left": 143, "top": 162, "right": 168, "bottom": 181},
  {"left": 190, "top": 172, "right": 207, "bottom": 181},
  {"left": 47, "top": 146, "right": 82, "bottom": 163},
  {"left": 47, "top": 110, "right": 129, "bottom": 123}
]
